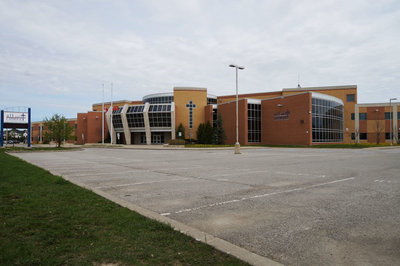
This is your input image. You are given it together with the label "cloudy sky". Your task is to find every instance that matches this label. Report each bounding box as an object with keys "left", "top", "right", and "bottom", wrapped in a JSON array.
[{"left": 1, "top": 0, "right": 399, "bottom": 121}]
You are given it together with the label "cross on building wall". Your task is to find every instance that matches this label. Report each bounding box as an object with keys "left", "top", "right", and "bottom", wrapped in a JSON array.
[{"left": 185, "top": 101, "right": 196, "bottom": 129}]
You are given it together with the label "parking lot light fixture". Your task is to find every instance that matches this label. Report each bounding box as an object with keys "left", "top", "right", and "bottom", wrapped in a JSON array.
[{"left": 229, "top": 64, "right": 245, "bottom": 154}]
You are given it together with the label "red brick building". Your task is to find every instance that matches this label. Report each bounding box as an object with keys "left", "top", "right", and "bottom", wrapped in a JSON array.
[{"left": 30, "top": 84, "right": 399, "bottom": 146}]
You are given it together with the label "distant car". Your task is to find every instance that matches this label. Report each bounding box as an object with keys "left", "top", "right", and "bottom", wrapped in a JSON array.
[{"left": 7, "top": 140, "right": 14, "bottom": 144}]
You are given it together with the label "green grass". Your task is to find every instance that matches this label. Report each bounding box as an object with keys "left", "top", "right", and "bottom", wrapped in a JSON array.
[
  {"left": 0, "top": 150, "right": 247, "bottom": 265},
  {"left": 1, "top": 146, "right": 82, "bottom": 153},
  {"left": 184, "top": 143, "right": 399, "bottom": 149}
]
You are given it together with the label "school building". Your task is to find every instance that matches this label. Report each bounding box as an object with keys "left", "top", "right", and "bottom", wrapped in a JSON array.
[{"left": 31, "top": 85, "right": 399, "bottom": 146}]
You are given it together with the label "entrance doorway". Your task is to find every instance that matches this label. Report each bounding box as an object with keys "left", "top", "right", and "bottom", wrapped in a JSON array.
[{"left": 151, "top": 133, "right": 164, "bottom": 144}]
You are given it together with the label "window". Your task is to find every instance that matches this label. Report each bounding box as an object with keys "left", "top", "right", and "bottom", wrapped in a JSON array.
[
  {"left": 143, "top": 96, "right": 173, "bottom": 104},
  {"left": 351, "top": 133, "right": 355, "bottom": 140},
  {"left": 126, "top": 105, "right": 145, "bottom": 128},
  {"left": 385, "top": 132, "right": 391, "bottom": 139},
  {"left": 359, "top": 133, "right": 367, "bottom": 140},
  {"left": 312, "top": 97, "right": 344, "bottom": 143},
  {"left": 385, "top": 112, "right": 392, "bottom": 120},
  {"left": 359, "top": 113, "right": 367, "bottom": 120},
  {"left": 207, "top": 97, "right": 217, "bottom": 105},
  {"left": 148, "top": 104, "right": 172, "bottom": 128},
  {"left": 110, "top": 107, "right": 124, "bottom": 129},
  {"left": 247, "top": 104, "right": 261, "bottom": 143},
  {"left": 351, "top": 113, "right": 355, "bottom": 120},
  {"left": 212, "top": 108, "right": 218, "bottom": 128},
  {"left": 346, "top": 94, "right": 355, "bottom": 102},
  {"left": 185, "top": 101, "right": 196, "bottom": 129},
  {"left": 112, "top": 114, "right": 123, "bottom": 129}
]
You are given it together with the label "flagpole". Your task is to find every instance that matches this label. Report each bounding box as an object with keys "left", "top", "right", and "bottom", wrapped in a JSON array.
[
  {"left": 102, "top": 84, "right": 104, "bottom": 145},
  {"left": 110, "top": 82, "right": 113, "bottom": 145}
]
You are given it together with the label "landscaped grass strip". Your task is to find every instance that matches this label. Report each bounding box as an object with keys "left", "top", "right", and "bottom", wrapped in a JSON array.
[{"left": 0, "top": 150, "right": 247, "bottom": 265}]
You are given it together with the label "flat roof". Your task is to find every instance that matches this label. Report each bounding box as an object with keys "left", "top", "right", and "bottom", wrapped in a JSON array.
[
  {"left": 174, "top": 87, "right": 207, "bottom": 91},
  {"left": 218, "top": 90, "right": 281, "bottom": 99},
  {"left": 283, "top": 85, "right": 357, "bottom": 92},
  {"left": 92, "top": 100, "right": 132, "bottom": 106}
]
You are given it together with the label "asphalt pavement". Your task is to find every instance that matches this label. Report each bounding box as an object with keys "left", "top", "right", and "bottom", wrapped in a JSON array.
[{"left": 12, "top": 147, "right": 400, "bottom": 266}]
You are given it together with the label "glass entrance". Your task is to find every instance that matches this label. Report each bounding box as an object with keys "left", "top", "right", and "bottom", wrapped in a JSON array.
[{"left": 151, "top": 133, "right": 164, "bottom": 144}]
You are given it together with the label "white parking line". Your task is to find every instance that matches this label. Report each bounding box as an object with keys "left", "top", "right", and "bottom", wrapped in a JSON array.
[
  {"left": 161, "top": 177, "right": 355, "bottom": 216},
  {"left": 95, "top": 178, "right": 190, "bottom": 189},
  {"left": 208, "top": 170, "right": 326, "bottom": 179}
]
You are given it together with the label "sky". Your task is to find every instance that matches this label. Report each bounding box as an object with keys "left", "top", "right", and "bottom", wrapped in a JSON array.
[{"left": 0, "top": 0, "right": 399, "bottom": 121}]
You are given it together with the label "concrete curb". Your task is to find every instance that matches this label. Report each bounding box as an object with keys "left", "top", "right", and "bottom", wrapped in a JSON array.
[{"left": 17, "top": 158, "right": 283, "bottom": 266}]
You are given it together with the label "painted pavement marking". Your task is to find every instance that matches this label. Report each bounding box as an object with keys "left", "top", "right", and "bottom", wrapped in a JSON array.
[
  {"left": 161, "top": 177, "right": 355, "bottom": 216},
  {"left": 95, "top": 177, "right": 191, "bottom": 189}
]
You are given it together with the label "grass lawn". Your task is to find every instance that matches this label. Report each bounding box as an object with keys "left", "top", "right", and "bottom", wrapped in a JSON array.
[
  {"left": 185, "top": 143, "right": 399, "bottom": 149},
  {"left": 0, "top": 149, "right": 247, "bottom": 265}
]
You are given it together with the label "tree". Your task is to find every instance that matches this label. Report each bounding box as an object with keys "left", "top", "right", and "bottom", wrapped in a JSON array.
[
  {"left": 176, "top": 123, "right": 185, "bottom": 139},
  {"left": 196, "top": 122, "right": 214, "bottom": 144},
  {"left": 203, "top": 121, "right": 214, "bottom": 144},
  {"left": 44, "top": 114, "right": 74, "bottom": 148},
  {"left": 196, "top": 123, "right": 205, "bottom": 143},
  {"left": 213, "top": 114, "right": 226, "bottom": 144}
]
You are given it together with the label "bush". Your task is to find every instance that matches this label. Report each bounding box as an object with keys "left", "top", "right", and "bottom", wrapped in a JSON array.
[{"left": 168, "top": 139, "right": 186, "bottom": 145}]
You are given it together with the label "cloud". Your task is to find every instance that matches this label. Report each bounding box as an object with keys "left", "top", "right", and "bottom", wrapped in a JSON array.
[{"left": 0, "top": 0, "right": 399, "bottom": 121}]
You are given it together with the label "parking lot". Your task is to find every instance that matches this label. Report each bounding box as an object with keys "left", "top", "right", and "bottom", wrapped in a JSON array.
[{"left": 13, "top": 147, "right": 400, "bottom": 265}]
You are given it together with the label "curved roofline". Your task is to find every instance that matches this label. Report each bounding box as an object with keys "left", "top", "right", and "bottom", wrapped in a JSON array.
[
  {"left": 142, "top": 92, "right": 173, "bottom": 100},
  {"left": 207, "top": 94, "right": 217, "bottom": 99},
  {"left": 311, "top": 92, "right": 343, "bottom": 105}
]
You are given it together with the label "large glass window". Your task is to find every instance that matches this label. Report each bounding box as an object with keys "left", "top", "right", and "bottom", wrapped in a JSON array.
[
  {"left": 207, "top": 97, "right": 217, "bottom": 105},
  {"left": 248, "top": 104, "right": 261, "bottom": 143},
  {"left": 143, "top": 96, "right": 173, "bottom": 104},
  {"left": 148, "top": 104, "right": 172, "bottom": 128},
  {"left": 126, "top": 105, "right": 145, "bottom": 128},
  {"left": 112, "top": 107, "right": 123, "bottom": 129},
  {"left": 360, "top": 133, "right": 367, "bottom": 140},
  {"left": 312, "top": 97, "right": 344, "bottom": 143}
]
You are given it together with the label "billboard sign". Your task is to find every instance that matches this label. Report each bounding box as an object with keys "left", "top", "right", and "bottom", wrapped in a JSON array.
[{"left": 4, "top": 111, "right": 29, "bottom": 124}]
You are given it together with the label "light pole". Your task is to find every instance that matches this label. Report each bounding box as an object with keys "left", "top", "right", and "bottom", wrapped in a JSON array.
[
  {"left": 389, "top": 98, "right": 397, "bottom": 145},
  {"left": 229, "top": 64, "right": 245, "bottom": 154},
  {"left": 110, "top": 82, "right": 113, "bottom": 145},
  {"left": 102, "top": 84, "right": 104, "bottom": 145}
]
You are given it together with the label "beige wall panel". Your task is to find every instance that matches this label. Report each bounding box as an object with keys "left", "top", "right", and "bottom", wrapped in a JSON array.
[{"left": 174, "top": 89, "right": 207, "bottom": 140}]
